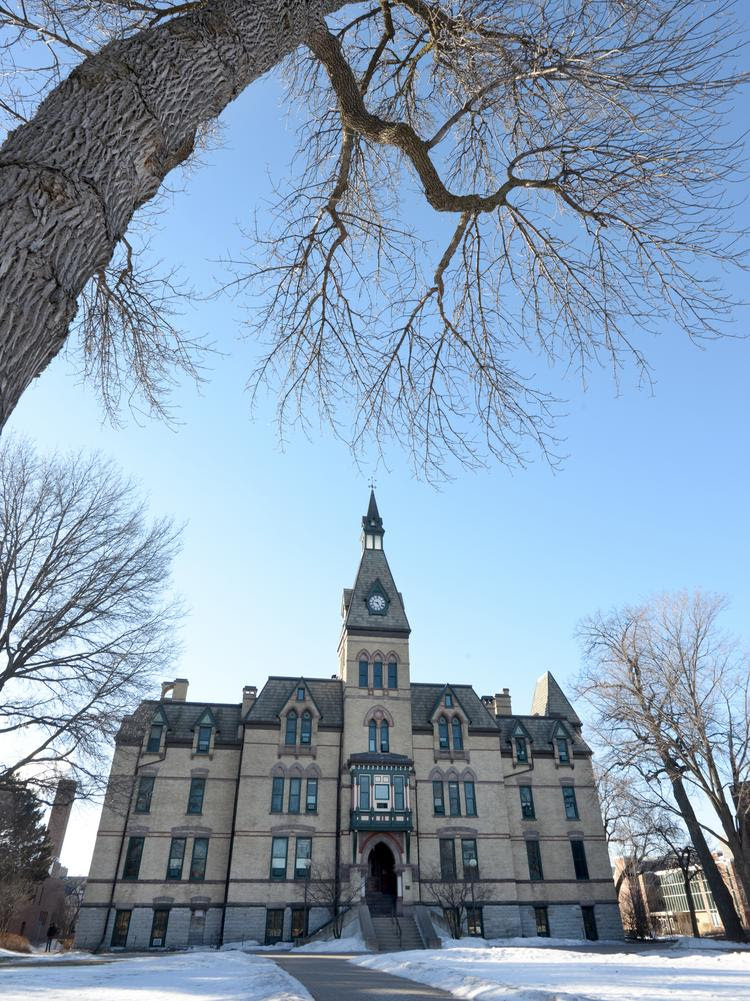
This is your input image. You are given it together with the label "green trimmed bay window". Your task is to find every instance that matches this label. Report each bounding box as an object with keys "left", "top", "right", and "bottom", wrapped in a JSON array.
[{"left": 350, "top": 761, "right": 412, "bottom": 831}]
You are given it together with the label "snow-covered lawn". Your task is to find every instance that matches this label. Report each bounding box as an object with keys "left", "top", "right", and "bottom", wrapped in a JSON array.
[
  {"left": 0, "top": 950, "right": 313, "bottom": 1001},
  {"left": 352, "top": 938, "right": 750, "bottom": 1001}
]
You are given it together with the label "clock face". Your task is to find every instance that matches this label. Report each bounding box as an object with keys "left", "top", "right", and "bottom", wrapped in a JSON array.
[{"left": 368, "top": 593, "right": 387, "bottom": 613}]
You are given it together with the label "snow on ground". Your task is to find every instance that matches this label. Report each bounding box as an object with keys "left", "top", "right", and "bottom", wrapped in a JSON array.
[
  {"left": 294, "top": 931, "right": 369, "bottom": 952},
  {"left": 352, "top": 939, "right": 750, "bottom": 1001},
  {"left": 0, "top": 949, "right": 313, "bottom": 1001}
]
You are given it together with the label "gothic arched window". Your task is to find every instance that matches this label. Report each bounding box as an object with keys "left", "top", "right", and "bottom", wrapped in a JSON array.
[
  {"left": 452, "top": 717, "right": 464, "bottom": 751},
  {"left": 285, "top": 710, "right": 298, "bottom": 746},
  {"left": 380, "top": 720, "right": 390, "bottom": 752},
  {"left": 300, "top": 711, "right": 312, "bottom": 745},
  {"left": 368, "top": 719, "right": 377, "bottom": 752},
  {"left": 438, "top": 716, "right": 449, "bottom": 750}
]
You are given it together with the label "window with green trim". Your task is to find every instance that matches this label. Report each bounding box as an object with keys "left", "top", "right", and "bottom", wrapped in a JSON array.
[
  {"left": 359, "top": 661, "right": 368, "bottom": 688},
  {"left": 562, "top": 786, "right": 579, "bottom": 820},
  {"left": 373, "top": 661, "right": 383, "bottom": 688},
  {"left": 439, "top": 838, "right": 456, "bottom": 880},
  {"left": 526, "top": 839, "right": 544, "bottom": 881},
  {"left": 187, "top": 777, "right": 205, "bottom": 815},
  {"left": 432, "top": 780, "right": 445, "bottom": 815},
  {"left": 270, "top": 836, "right": 288, "bottom": 879},
  {"left": 166, "top": 837, "right": 185, "bottom": 880},
  {"left": 122, "top": 836, "right": 144, "bottom": 880},
  {"left": 448, "top": 780, "right": 461, "bottom": 816},
  {"left": 387, "top": 662, "right": 398, "bottom": 689},
  {"left": 306, "top": 777, "right": 318, "bottom": 813},
  {"left": 271, "top": 776, "right": 284, "bottom": 813},
  {"left": 464, "top": 780, "right": 477, "bottom": 816},
  {"left": 189, "top": 837, "right": 209, "bottom": 881},
  {"left": 519, "top": 785, "right": 535, "bottom": 819},
  {"left": 288, "top": 776, "right": 301, "bottom": 814},
  {"left": 134, "top": 776, "right": 154, "bottom": 814}
]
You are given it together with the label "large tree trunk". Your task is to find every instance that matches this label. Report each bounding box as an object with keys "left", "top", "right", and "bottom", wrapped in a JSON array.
[
  {"left": 0, "top": 0, "right": 345, "bottom": 428},
  {"left": 667, "top": 764, "right": 746, "bottom": 941}
]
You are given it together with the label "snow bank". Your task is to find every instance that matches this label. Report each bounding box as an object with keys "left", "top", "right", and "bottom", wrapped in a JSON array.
[
  {"left": 669, "top": 935, "right": 750, "bottom": 952},
  {"left": 295, "top": 931, "right": 369, "bottom": 953},
  {"left": 0, "top": 949, "right": 314, "bottom": 1001},
  {"left": 352, "top": 941, "right": 750, "bottom": 1001}
]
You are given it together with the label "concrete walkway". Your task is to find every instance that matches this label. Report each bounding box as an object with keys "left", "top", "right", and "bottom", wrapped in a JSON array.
[{"left": 272, "top": 954, "right": 457, "bottom": 1001}]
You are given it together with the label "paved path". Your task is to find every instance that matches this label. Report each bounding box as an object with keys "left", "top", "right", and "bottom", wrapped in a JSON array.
[{"left": 272, "top": 954, "right": 456, "bottom": 1001}]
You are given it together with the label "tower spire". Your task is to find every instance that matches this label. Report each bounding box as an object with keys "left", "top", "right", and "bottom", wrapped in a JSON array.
[{"left": 362, "top": 488, "right": 384, "bottom": 550}]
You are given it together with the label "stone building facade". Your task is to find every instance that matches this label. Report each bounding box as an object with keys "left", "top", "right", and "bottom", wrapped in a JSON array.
[{"left": 76, "top": 494, "right": 622, "bottom": 950}]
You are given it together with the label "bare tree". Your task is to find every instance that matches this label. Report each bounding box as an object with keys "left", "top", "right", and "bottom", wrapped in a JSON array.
[
  {"left": 0, "top": 3, "right": 746, "bottom": 476},
  {"left": 577, "top": 592, "right": 750, "bottom": 941},
  {"left": 420, "top": 865, "right": 488, "bottom": 938},
  {"left": 0, "top": 437, "right": 181, "bottom": 798},
  {"left": 305, "top": 860, "right": 361, "bottom": 937}
]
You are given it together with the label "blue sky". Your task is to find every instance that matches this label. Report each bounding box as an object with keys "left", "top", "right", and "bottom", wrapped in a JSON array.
[{"left": 7, "top": 29, "right": 750, "bottom": 874}]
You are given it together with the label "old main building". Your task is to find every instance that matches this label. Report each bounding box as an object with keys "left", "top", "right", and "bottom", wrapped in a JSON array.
[{"left": 76, "top": 494, "right": 622, "bottom": 950}]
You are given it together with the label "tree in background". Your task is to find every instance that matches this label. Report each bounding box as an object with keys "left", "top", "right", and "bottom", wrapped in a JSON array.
[
  {"left": 0, "top": 437, "right": 181, "bottom": 798},
  {"left": 420, "top": 866, "right": 489, "bottom": 938},
  {"left": 304, "top": 860, "right": 361, "bottom": 938},
  {"left": 0, "top": 777, "right": 52, "bottom": 933},
  {"left": 578, "top": 592, "right": 749, "bottom": 941},
  {"left": 0, "top": 2, "right": 746, "bottom": 477}
]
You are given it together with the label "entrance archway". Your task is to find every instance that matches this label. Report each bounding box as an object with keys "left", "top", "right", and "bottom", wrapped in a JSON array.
[{"left": 366, "top": 842, "right": 397, "bottom": 909}]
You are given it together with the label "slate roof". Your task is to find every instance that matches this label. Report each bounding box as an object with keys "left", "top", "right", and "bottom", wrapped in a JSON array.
[
  {"left": 117, "top": 700, "right": 243, "bottom": 744},
  {"left": 245, "top": 677, "right": 344, "bottom": 728},
  {"left": 530, "top": 671, "right": 582, "bottom": 726},
  {"left": 496, "top": 715, "right": 591, "bottom": 755},
  {"left": 410, "top": 683, "right": 499, "bottom": 731},
  {"left": 343, "top": 548, "right": 410, "bottom": 634}
]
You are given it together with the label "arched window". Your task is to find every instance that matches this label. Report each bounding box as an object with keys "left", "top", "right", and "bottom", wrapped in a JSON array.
[
  {"left": 368, "top": 719, "right": 377, "bottom": 752},
  {"left": 285, "top": 711, "right": 298, "bottom": 746},
  {"left": 438, "top": 716, "right": 449, "bottom": 750},
  {"left": 300, "top": 711, "right": 312, "bottom": 745},
  {"left": 380, "top": 720, "right": 390, "bottom": 752},
  {"left": 451, "top": 717, "right": 464, "bottom": 751}
]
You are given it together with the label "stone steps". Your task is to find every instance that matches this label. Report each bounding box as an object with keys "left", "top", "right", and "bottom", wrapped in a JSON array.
[{"left": 371, "top": 913, "right": 425, "bottom": 951}]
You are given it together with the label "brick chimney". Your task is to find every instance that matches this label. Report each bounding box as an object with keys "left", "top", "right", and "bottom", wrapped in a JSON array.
[
  {"left": 494, "top": 688, "right": 512, "bottom": 716},
  {"left": 241, "top": 685, "right": 257, "bottom": 716},
  {"left": 161, "top": 678, "right": 189, "bottom": 701},
  {"left": 47, "top": 778, "right": 76, "bottom": 864}
]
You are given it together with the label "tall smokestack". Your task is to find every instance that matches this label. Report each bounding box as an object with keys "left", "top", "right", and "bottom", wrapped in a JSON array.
[{"left": 47, "top": 778, "right": 76, "bottom": 864}]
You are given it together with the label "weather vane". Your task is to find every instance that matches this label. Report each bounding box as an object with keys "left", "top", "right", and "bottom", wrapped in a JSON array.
[{"left": 368, "top": 477, "right": 377, "bottom": 491}]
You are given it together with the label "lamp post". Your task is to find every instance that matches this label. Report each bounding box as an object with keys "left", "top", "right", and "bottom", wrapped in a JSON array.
[
  {"left": 302, "top": 857, "right": 312, "bottom": 939},
  {"left": 467, "top": 857, "right": 477, "bottom": 936}
]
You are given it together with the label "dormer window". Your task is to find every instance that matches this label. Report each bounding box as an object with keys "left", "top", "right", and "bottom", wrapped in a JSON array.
[
  {"left": 297, "top": 686, "right": 305, "bottom": 701},
  {"left": 445, "top": 693, "right": 453, "bottom": 708},
  {"left": 285, "top": 710, "right": 298, "bottom": 746},
  {"left": 147, "top": 723, "right": 164, "bottom": 753},
  {"left": 557, "top": 738, "right": 570, "bottom": 763},
  {"left": 515, "top": 736, "right": 528, "bottom": 762},
  {"left": 451, "top": 718, "right": 464, "bottom": 751},
  {"left": 196, "top": 724, "right": 212, "bottom": 755},
  {"left": 438, "top": 716, "right": 449, "bottom": 750},
  {"left": 300, "top": 711, "right": 312, "bottom": 745}
]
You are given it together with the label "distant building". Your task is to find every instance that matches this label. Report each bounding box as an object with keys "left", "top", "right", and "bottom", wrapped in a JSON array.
[
  {"left": 76, "top": 494, "right": 622, "bottom": 951},
  {"left": 614, "top": 852, "right": 749, "bottom": 938},
  {"left": 9, "top": 778, "right": 78, "bottom": 943}
]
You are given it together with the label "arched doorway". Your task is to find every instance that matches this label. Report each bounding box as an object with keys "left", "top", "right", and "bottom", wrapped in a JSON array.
[{"left": 366, "top": 842, "right": 397, "bottom": 913}]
